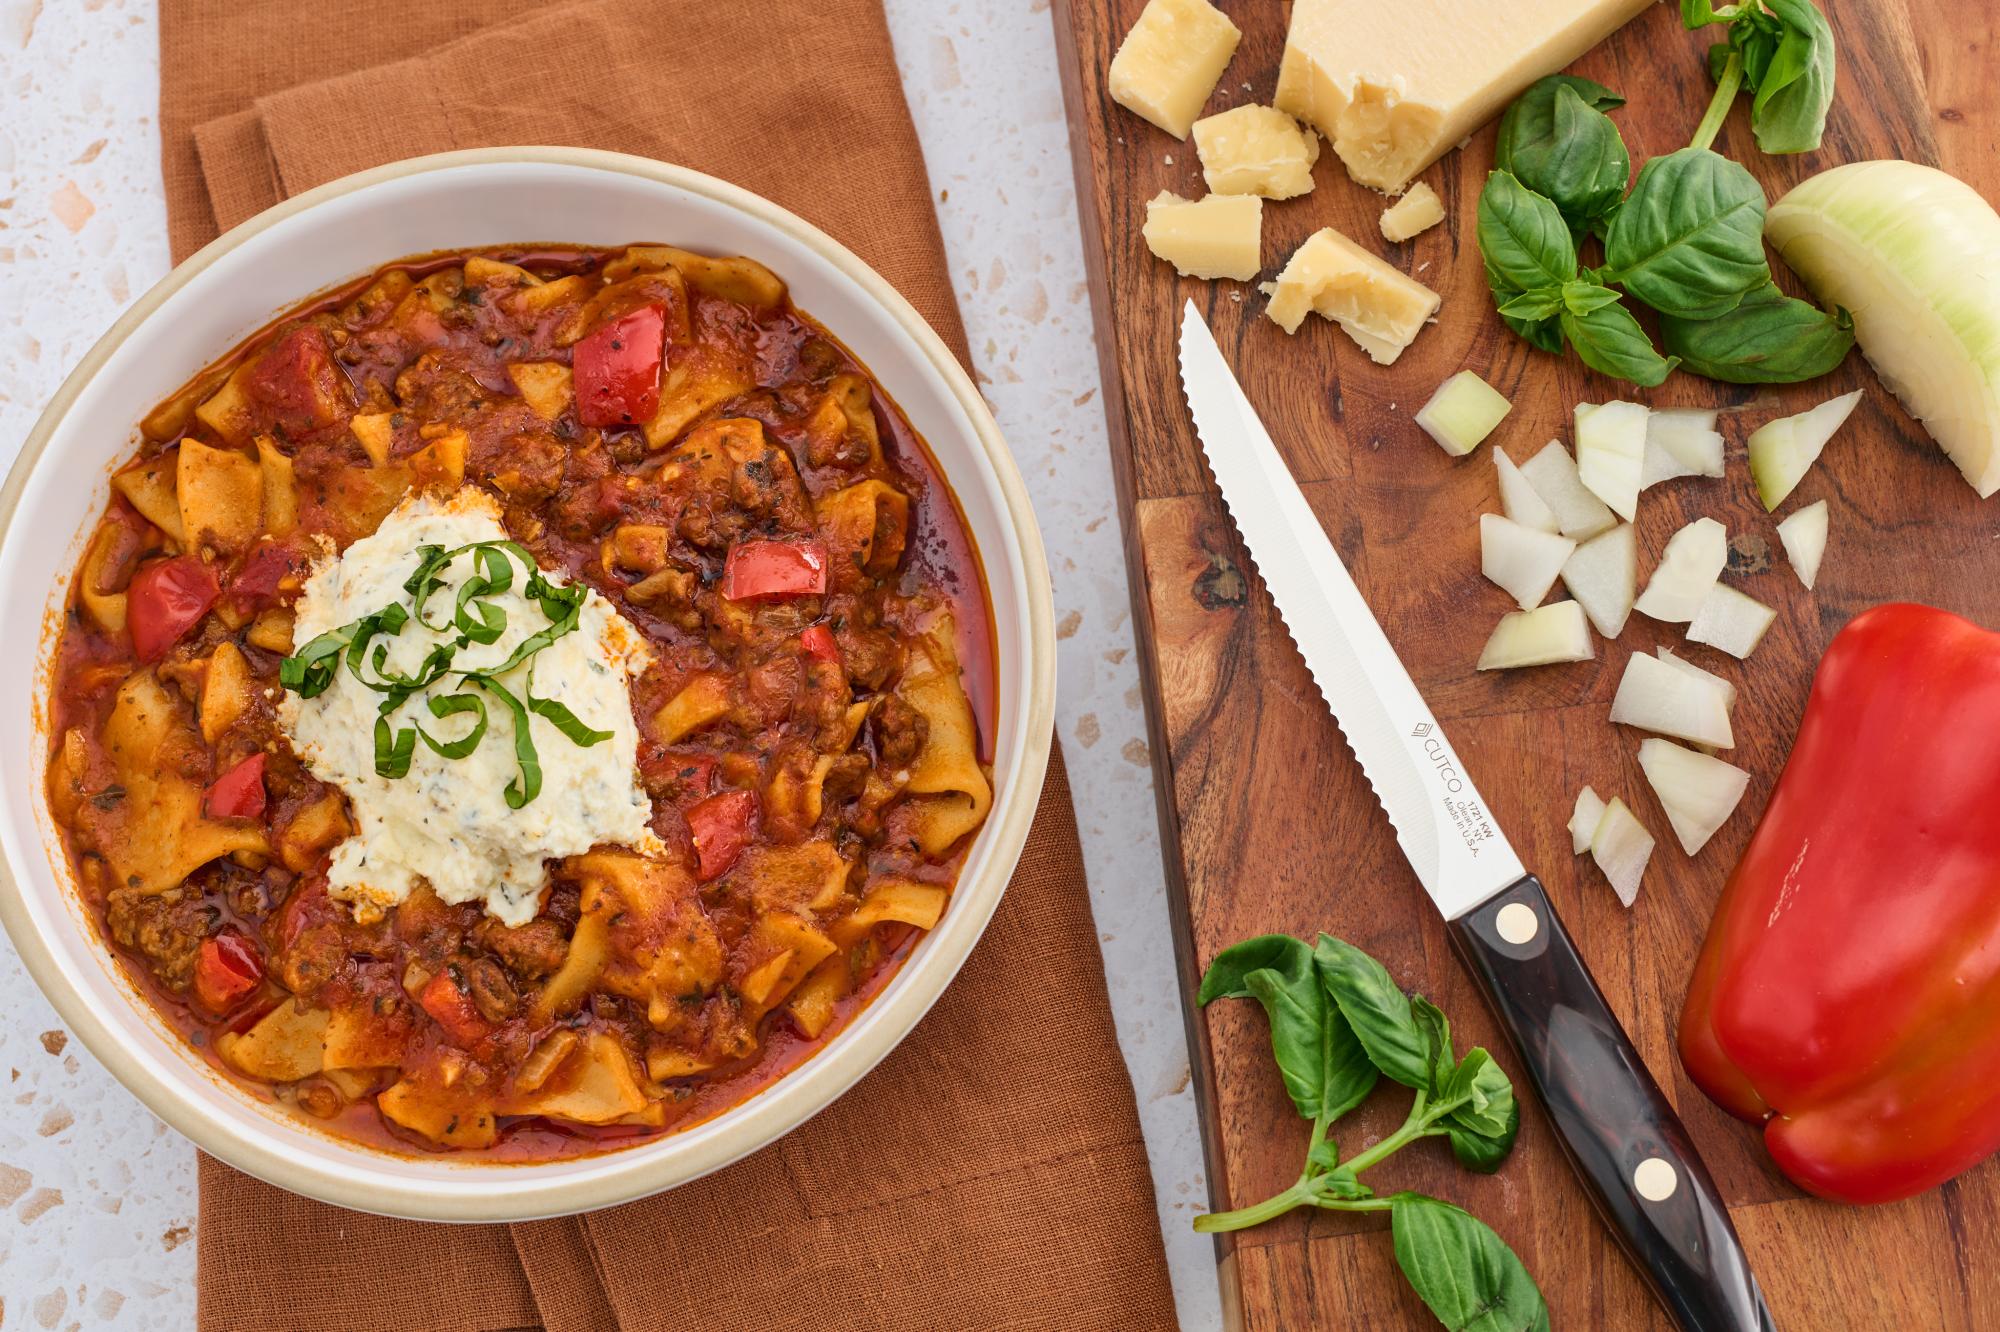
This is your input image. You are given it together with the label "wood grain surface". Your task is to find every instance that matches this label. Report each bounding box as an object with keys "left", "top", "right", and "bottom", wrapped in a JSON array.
[{"left": 1049, "top": 0, "right": 2000, "bottom": 1326}]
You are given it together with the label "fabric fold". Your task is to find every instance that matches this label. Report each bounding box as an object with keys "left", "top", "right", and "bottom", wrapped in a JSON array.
[{"left": 161, "top": 2, "right": 1179, "bottom": 1329}]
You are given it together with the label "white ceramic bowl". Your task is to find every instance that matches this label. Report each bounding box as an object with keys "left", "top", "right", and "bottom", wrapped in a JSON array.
[{"left": 0, "top": 148, "right": 1054, "bottom": 1220}]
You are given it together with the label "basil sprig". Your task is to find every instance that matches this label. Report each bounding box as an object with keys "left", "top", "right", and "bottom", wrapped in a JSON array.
[
  {"left": 1684, "top": 0, "right": 1836, "bottom": 154},
  {"left": 280, "top": 540, "right": 611, "bottom": 805},
  {"left": 1194, "top": 934, "right": 1545, "bottom": 1331},
  {"left": 1476, "top": 17, "right": 1850, "bottom": 389}
]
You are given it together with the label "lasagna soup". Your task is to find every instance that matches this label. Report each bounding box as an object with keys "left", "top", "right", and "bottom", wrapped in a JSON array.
[{"left": 43, "top": 244, "right": 995, "bottom": 1156}]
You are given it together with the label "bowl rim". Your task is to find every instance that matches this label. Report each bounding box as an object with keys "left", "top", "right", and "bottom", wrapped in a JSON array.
[{"left": 0, "top": 145, "right": 1055, "bottom": 1220}]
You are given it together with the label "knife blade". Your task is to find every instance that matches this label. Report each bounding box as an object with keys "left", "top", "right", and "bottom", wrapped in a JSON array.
[{"left": 1177, "top": 301, "right": 1775, "bottom": 1332}]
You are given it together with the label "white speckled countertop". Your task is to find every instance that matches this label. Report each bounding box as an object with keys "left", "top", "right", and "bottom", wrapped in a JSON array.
[{"left": 0, "top": 2, "right": 1220, "bottom": 1327}]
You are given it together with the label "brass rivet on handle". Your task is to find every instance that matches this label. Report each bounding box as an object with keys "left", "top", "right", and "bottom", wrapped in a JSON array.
[
  {"left": 1495, "top": 901, "right": 1538, "bottom": 945},
  {"left": 1634, "top": 1157, "right": 1679, "bottom": 1202}
]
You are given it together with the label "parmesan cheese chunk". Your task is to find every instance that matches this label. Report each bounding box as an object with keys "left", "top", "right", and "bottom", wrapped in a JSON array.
[
  {"left": 1260, "top": 226, "right": 1440, "bottom": 363},
  {"left": 1380, "top": 183, "right": 1446, "bottom": 242},
  {"left": 1108, "top": 0, "right": 1243, "bottom": 140},
  {"left": 1275, "top": 0, "right": 1652, "bottom": 190},
  {"left": 1143, "top": 191, "right": 1263, "bottom": 281},
  {"left": 1192, "top": 105, "right": 1320, "bottom": 199}
]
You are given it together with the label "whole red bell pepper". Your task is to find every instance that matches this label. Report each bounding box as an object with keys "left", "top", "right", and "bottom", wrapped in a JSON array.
[{"left": 1679, "top": 603, "right": 2000, "bottom": 1204}]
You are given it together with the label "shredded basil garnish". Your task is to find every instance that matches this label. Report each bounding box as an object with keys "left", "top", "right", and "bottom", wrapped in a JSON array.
[{"left": 279, "top": 540, "right": 609, "bottom": 803}]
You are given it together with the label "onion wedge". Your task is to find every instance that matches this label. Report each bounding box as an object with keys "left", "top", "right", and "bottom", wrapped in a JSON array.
[
  {"left": 1560, "top": 523, "right": 1636, "bottom": 638},
  {"left": 1656, "top": 646, "right": 1736, "bottom": 713},
  {"left": 1687, "top": 583, "right": 1777, "bottom": 660},
  {"left": 1633, "top": 517, "right": 1727, "bottom": 624},
  {"left": 1495, "top": 447, "right": 1559, "bottom": 533},
  {"left": 1574, "top": 401, "right": 1648, "bottom": 522},
  {"left": 1638, "top": 738, "right": 1750, "bottom": 855},
  {"left": 1476, "top": 600, "right": 1594, "bottom": 670},
  {"left": 1481, "top": 513, "right": 1574, "bottom": 609},
  {"left": 1747, "top": 389, "right": 1863, "bottom": 511},
  {"left": 1767, "top": 161, "right": 2000, "bottom": 498},
  {"left": 1519, "top": 441, "right": 1617, "bottom": 541},
  {"left": 1417, "top": 371, "right": 1512, "bottom": 456},
  {"left": 1777, "top": 500, "right": 1829, "bottom": 590},
  {"left": 1590, "top": 797, "right": 1653, "bottom": 907},
  {"left": 1569, "top": 786, "right": 1607, "bottom": 855},
  {"left": 1643, "top": 408, "right": 1725, "bottom": 488},
  {"left": 1609, "top": 651, "right": 1733, "bottom": 748}
]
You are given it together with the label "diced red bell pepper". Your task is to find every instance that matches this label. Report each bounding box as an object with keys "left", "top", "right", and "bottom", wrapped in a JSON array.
[
  {"left": 204, "top": 753, "right": 267, "bottom": 821},
  {"left": 223, "top": 541, "right": 297, "bottom": 617},
  {"left": 193, "top": 928, "right": 265, "bottom": 1015},
  {"left": 800, "top": 623, "right": 839, "bottom": 663},
  {"left": 418, "top": 967, "right": 495, "bottom": 1047},
  {"left": 721, "top": 539, "right": 828, "bottom": 601},
  {"left": 128, "top": 555, "right": 220, "bottom": 662},
  {"left": 687, "top": 789, "right": 757, "bottom": 881},
  {"left": 573, "top": 304, "right": 667, "bottom": 428}
]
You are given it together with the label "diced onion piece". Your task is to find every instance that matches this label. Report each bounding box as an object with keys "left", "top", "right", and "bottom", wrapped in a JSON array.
[
  {"left": 1609, "top": 652, "right": 1734, "bottom": 748},
  {"left": 1559, "top": 523, "right": 1636, "bottom": 639},
  {"left": 1518, "top": 441, "right": 1616, "bottom": 541},
  {"left": 1476, "top": 600, "right": 1594, "bottom": 670},
  {"left": 1767, "top": 161, "right": 2000, "bottom": 498},
  {"left": 1589, "top": 797, "right": 1654, "bottom": 907},
  {"left": 1645, "top": 408, "right": 1725, "bottom": 484},
  {"left": 1495, "top": 448, "right": 1558, "bottom": 533},
  {"left": 1574, "top": 401, "right": 1648, "bottom": 521},
  {"left": 1416, "top": 371, "right": 1512, "bottom": 457},
  {"left": 1480, "top": 513, "right": 1574, "bottom": 609},
  {"left": 1637, "top": 738, "right": 1751, "bottom": 856},
  {"left": 1633, "top": 517, "right": 1727, "bottom": 624},
  {"left": 1569, "top": 785, "right": 1607, "bottom": 855},
  {"left": 1687, "top": 583, "right": 1777, "bottom": 659},
  {"left": 1747, "top": 389, "right": 1864, "bottom": 511},
  {"left": 1776, "top": 499, "right": 1830, "bottom": 590},
  {"left": 1656, "top": 646, "right": 1736, "bottom": 712}
]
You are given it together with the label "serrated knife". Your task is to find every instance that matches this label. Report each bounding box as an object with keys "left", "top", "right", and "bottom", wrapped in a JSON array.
[{"left": 1178, "top": 302, "right": 1775, "bottom": 1332}]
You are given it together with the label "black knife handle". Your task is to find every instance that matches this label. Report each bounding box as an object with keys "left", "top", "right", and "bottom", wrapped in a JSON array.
[{"left": 1448, "top": 875, "right": 1776, "bottom": 1332}]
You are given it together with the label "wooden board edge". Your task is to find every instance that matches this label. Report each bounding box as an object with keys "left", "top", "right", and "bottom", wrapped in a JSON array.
[{"left": 1045, "top": 0, "right": 1244, "bottom": 1315}]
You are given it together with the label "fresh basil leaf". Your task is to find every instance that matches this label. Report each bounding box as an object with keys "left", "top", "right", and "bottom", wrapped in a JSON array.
[
  {"left": 1559, "top": 300, "right": 1679, "bottom": 387},
  {"left": 1680, "top": 0, "right": 1730, "bottom": 27},
  {"left": 1559, "top": 279, "right": 1623, "bottom": 316},
  {"left": 1494, "top": 82, "right": 1629, "bottom": 236},
  {"left": 1443, "top": 1049, "right": 1518, "bottom": 1140},
  {"left": 1477, "top": 171, "right": 1578, "bottom": 294},
  {"left": 1659, "top": 279, "right": 1853, "bottom": 383},
  {"left": 418, "top": 690, "right": 489, "bottom": 760},
  {"left": 1448, "top": 1115, "right": 1520, "bottom": 1174},
  {"left": 1314, "top": 935, "right": 1430, "bottom": 1091},
  {"left": 1390, "top": 1194, "right": 1551, "bottom": 1332},
  {"left": 1502, "top": 308, "right": 1565, "bottom": 355},
  {"left": 1200, "top": 935, "right": 1378, "bottom": 1124},
  {"left": 474, "top": 677, "right": 542, "bottom": 809},
  {"left": 1745, "top": 0, "right": 1834, "bottom": 153},
  {"left": 373, "top": 711, "right": 418, "bottom": 780},
  {"left": 1603, "top": 148, "right": 1769, "bottom": 320},
  {"left": 1318, "top": 1166, "right": 1372, "bottom": 1201},
  {"left": 1495, "top": 288, "right": 1564, "bottom": 321},
  {"left": 1409, "top": 995, "right": 1456, "bottom": 1096}
]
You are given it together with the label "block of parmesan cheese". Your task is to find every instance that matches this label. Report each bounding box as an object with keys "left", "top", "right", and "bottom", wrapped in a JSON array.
[
  {"left": 1108, "top": 0, "right": 1243, "bottom": 140},
  {"left": 1192, "top": 105, "right": 1321, "bottom": 199},
  {"left": 1143, "top": 192, "right": 1263, "bottom": 281},
  {"left": 1275, "top": 0, "right": 1652, "bottom": 191},
  {"left": 1380, "top": 182, "right": 1446, "bottom": 242},
  {"left": 1261, "top": 227, "right": 1440, "bottom": 363}
]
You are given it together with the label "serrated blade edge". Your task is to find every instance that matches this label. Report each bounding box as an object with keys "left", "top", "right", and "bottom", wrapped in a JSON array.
[{"left": 1176, "top": 300, "right": 1525, "bottom": 919}]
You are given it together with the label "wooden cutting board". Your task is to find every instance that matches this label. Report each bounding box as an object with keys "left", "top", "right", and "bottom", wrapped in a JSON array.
[{"left": 1049, "top": 1, "right": 2000, "bottom": 1326}]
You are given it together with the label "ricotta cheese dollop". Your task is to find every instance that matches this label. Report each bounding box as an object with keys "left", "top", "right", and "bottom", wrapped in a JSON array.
[{"left": 279, "top": 490, "right": 658, "bottom": 926}]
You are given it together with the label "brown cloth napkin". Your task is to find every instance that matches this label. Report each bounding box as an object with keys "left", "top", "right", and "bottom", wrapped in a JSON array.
[{"left": 159, "top": 3, "right": 1179, "bottom": 1329}]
